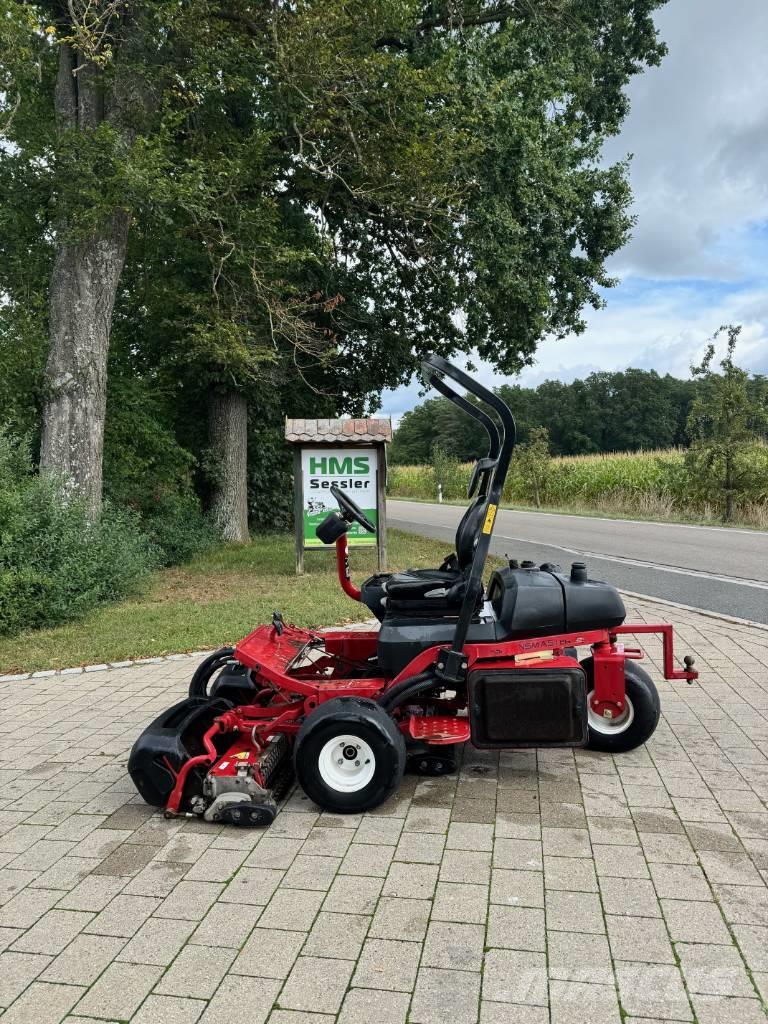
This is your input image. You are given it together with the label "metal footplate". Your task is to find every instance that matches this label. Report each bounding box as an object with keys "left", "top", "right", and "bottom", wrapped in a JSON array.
[{"left": 408, "top": 716, "right": 471, "bottom": 745}]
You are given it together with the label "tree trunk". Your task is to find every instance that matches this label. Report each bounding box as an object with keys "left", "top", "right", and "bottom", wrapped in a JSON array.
[
  {"left": 724, "top": 451, "right": 734, "bottom": 522},
  {"left": 40, "top": 212, "right": 130, "bottom": 515},
  {"left": 209, "top": 389, "right": 250, "bottom": 543},
  {"left": 39, "top": 42, "right": 136, "bottom": 515}
]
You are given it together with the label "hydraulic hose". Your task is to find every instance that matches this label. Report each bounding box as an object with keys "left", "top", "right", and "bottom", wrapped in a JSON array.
[
  {"left": 188, "top": 647, "right": 236, "bottom": 699},
  {"left": 378, "top": 670, "right": 441, "bottom": 712}
]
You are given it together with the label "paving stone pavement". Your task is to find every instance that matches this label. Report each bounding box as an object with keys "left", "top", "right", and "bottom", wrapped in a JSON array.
[{"left": 1, "top": 596, "right": 768, "bottom": 1023}]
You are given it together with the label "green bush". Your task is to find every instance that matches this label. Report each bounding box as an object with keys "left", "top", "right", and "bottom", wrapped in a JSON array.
[
  {"left": 247, "top": 424, "right": 294, "bottom": 532},
  {"left": 0, "top": 434, "right": 155, "bottom": 637},
  {"left": 141, "top": 492, "right": 218, "bottom": 567}
]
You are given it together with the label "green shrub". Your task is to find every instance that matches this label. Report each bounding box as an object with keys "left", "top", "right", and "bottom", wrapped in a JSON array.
[
  {"left": 0, "top": 433, "right": 154, "bottom": 637},
  {"left": 247, "top": 424, "right": 294, "bottom": 532},
  {"left": 141, "top": 493, "right": 218, "bottom": 567}
]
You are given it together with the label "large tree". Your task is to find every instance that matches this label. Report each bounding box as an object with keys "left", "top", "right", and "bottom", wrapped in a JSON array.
[{"left": 1, "top": 1, "right": 669, "bottom": 532}]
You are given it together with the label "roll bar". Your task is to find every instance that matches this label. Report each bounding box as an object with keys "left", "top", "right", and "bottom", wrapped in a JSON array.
[
  {"left": 428, "top": 372, "right": 499, "bottom": 498},
  {"left": 421, "top": 354, "right": 517, "bottom": 684}
]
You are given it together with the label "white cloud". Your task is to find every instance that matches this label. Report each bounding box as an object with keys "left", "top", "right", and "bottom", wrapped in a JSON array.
[{"left": 380, "top": 0, "right": 768, "bottom": 418}]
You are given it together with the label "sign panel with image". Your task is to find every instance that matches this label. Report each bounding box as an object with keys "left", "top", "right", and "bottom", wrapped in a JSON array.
[{"left": 301, "top": 447, "right": 378, "bottom": 547}]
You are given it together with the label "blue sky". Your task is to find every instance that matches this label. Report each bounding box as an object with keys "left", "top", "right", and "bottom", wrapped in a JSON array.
[{"left": 379, "top": 0, "right": 768, "bottom": 420}]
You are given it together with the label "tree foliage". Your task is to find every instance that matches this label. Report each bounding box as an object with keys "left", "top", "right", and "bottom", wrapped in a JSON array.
[
  {"left": 686, "top": 325, "right": 768, "bottom": 521},
  {"left": 391, "top": 367, "right": 697, "bottom": 462},
  {"left": 1, "top": 0, "right": 671, "bottom": 537},
  {"left": 515, "top": 425, "right": 551, "bottom": 507}
]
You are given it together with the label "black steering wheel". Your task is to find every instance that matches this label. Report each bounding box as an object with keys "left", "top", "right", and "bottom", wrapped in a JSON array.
[{"left": 330, "top": 484, "right": 376, "bottom": 533}]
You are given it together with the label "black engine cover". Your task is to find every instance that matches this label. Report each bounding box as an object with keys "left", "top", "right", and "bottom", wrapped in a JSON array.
[
  {"left": 128, "top": 697, "right": 232, "bottom": 807},
  {"left": 468, "top": 665, "right": 588, "bottom": 748}
]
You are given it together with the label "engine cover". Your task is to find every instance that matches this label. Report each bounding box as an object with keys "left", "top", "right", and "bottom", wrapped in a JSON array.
[{"left": 468, "top": 664, "right": 588, "bottom": 748}]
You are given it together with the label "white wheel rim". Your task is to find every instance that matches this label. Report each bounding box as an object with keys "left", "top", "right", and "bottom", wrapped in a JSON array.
[
  {"left": 318, "top": 735, "right": 376, "bottom": 793},
  {"left": 587, "top": 691, "right": 635, "bottom": 736}
]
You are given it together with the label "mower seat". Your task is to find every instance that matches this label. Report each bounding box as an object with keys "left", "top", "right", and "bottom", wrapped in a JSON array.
[{"left": 360, "top": 497, "right": 485, "bottom": 619}]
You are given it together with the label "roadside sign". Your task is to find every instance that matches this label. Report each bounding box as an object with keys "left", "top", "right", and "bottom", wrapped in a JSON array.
[{"left": 301, "top": 447, "right": 377, "bottom": 547}]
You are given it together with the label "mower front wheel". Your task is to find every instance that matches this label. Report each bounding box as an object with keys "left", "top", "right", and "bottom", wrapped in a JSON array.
[
  {"left": 295, "top": 697, "right": 406, "bottom": 813},
  {"left": 581, "top": 657, "right": 660, "bottom": 754}
]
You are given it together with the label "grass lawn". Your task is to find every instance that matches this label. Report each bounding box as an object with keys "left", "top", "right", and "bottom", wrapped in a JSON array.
[{"left": 0, "top": 529, "right": 503, "bottom": 675}]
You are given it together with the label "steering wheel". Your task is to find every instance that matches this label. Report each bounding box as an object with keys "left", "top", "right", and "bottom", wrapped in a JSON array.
[{"left": 330, "top": 484, "right": 376, "bottom": 533}]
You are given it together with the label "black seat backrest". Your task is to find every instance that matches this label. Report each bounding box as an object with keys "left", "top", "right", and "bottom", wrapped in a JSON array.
[{"left": 455, "top": 496, "right": 486, "bottom": 570}]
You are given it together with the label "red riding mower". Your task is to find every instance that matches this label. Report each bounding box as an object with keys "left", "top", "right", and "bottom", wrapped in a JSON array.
[{"left": 129, "top": 356, "right": 698, "bottom": 826}]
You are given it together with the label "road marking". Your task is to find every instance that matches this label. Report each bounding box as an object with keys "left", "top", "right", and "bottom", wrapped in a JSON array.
[
  {"left": 493, "top": 533, "right": 768, "bottom": 590},
  {"left": 389, "top": 516, "right": 768, "bottom": 591}
]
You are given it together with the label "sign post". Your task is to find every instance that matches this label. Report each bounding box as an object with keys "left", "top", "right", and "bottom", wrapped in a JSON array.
[{"left": 285, "top": 418, "right": 392, "bottom": 574}]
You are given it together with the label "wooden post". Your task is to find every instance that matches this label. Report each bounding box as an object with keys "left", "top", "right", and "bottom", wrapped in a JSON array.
[
  {"left": 293, "top": 446, "right": 304, "bottom": 575},
  {"left": 377, "top": 444, "right": 387, "bottom": 571}
]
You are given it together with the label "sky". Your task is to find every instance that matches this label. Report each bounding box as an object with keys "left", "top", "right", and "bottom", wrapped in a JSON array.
[{"left": 379, "top": 0, "right": 768, "bottom": 421}]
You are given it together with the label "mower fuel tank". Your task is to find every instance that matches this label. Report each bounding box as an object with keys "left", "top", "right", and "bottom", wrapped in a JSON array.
[
  {"left": 487, "top": 567, "right": 565, "bottom": 637},
  {"left": 488, "top": 564, "right": 625, "bottom": 639},
  {"left": 561, "top": 563, "right": 625, "bottom": 633},
  {"left": 469, "top": 661, "right": 588, "bottom": 748}
]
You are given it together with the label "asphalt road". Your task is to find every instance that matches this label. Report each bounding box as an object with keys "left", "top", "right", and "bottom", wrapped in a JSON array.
[{"left": 387, "top": 499, "right": 768, "bottom": 625}]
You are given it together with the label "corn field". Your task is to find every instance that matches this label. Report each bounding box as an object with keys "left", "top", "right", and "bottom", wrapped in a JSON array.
[{"left": 388, "top": 448, "right": 768, "bottom": 528}]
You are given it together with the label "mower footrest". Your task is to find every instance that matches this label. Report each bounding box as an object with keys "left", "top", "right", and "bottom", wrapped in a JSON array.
[{"left": 409, "top": 716, "right": 470, "bottom": 745}]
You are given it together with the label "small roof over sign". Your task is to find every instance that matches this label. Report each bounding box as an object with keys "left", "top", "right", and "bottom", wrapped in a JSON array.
[{"left": 285, "top": 417, "right": 392, "bottom": 445}]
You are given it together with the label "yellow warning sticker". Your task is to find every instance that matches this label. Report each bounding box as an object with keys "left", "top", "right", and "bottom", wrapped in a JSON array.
[{"left": 482, "top": 503, "right": 497, "bottom": 534}]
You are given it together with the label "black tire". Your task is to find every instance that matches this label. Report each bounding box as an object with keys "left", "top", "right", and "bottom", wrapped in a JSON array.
[
  {"left": 580, "top": 657, "right": 660, "bottom": 753},
  {"left": 189, "top": 648, "right": 235, "bottom": 699},
  {"left": 294, "top": 697, "right": 406, "bottom": 813}
]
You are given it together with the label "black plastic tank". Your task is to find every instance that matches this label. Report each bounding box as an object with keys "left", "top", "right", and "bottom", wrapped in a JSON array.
[
  {"left": 487, "top": 563, "right": 625, "bottom": 639},
  {"left": 486, "top": 566, "right": 565, "bottom": 637}
]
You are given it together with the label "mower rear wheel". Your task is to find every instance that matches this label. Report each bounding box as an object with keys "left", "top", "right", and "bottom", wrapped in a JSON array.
[
  {"left": 580, "top": 657, "right": 660, "bottom": 754},
  {"left": 295, "top": 697, "right": 406, "bottom": 813}
]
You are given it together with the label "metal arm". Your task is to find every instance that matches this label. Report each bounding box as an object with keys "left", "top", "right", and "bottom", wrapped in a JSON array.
[{"left": 420, "top": 354, "right": 517, "bottom": 684}]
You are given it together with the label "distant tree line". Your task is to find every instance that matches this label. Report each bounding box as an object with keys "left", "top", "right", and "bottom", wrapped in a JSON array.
[{"left": 391, "top": 367, "right": 768, "bottom": 463}]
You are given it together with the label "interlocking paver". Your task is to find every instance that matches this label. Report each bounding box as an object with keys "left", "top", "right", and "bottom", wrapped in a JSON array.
[
  {"left": 257, "top": 886, "right": 324, "bottom": 931},
  {"left": 352, "top": 936, "right": 421, "bottom": 991},
  {"left": 118, "top": 916, "right": 196, "bottom": 966},
  {"left": 189, "top": 901, "right": 261, "bottom": 948},
  {"left": 201, "top": 976, "right": 280, "bottom": 1024},
  {"left": 677, "top": 941, "right": 755, "bottom": 997},
  {"left": 431, "top": 880, "right": 488, "bottom": 924},
  {"left": 74, "top": 960, "right": 164, "bottom": 1019},
  {"left": 547, "top": 930, "right": 613, "bottom": 985},
  {"left": 411, "top": 966, "right": 481, "bottom": 1024},
  {"left": 545, "top": 889, "right": 605, "bottom": 933},
  {"left": 338, "top": 986, "right": 410, "bottom": 1024},
  {"left": 0, "top": 980, "right": 84, "bottom": 1024},
  {"left": 0, "top": 950, "right": 52, "bottom": 1006},
  {"left": 615, "top": 962, "right": 693, "bottom": 1020},
  {"left": 156, "top": 944, "right": 236, "bottom": 999},
  {"left": 131, "top": 994, "right": 206, "bottom": 1024},
  {"left": 232, "top": 926, "right": 305, "bottom": 979},
  {"left": 660, "top": 897, "right": 732, "bottom": 943},
  {"left": 279, "top": 954, "right": 354, "bottom": 1014},
  {"left": 1, "top": 597, "right": 768, "bottom": 1023},
  {"left": 482, "top": 948, "right": 548, "bottom": 1005},
  {"left": 487, "top": 904, "right": 545, "bottom": 951},
  {"left": 422, "top": 920, "right": 485, "bottom": 970},
  {"left": 84, "top": 892, "right": 160, "bottom": 936}
]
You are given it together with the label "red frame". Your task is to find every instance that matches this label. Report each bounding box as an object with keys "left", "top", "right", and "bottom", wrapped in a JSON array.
[{"left": 163, "top": 539, "right": 698, "bottom": 816}]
